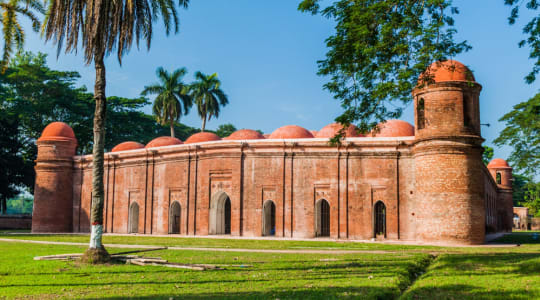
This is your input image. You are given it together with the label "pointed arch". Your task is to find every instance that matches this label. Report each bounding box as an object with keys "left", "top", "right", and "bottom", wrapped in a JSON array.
[
  {"left": 315, "top": 199, "right": 330, "bottom": 237},
  {"left": 262, "top": 200, "right": 276, "bottom": 236},
  {"left": 169, "top": 201, "right": 181, "bottom": 234},
  {"left": 128, "top": 202, "right": 139, "bottom": 234},
  {"left": 374, "top": 201, "right": 386, "bottom": 238},
  {"left": 209, "top": 192, "right": 231, "bottom": 235}
]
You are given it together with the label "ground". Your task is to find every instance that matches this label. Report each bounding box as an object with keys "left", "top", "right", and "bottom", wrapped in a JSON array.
[{"left": 0, "top": 232, "right": 539, "bottom": 299}]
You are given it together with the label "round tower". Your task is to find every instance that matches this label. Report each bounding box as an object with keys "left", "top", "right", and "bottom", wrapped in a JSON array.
[
  {"left": 32, "top": 122, "right": 77, "bottom": 232},
  {"left": 412, "top": 60, "right": 486, "bottom": 244},
  {"left": 487, "top": 158, "right": 513, "bottom": 232}
]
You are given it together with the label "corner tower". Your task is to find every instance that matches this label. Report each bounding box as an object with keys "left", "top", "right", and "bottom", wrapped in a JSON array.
[
  {"left": 32, "top": 122, "right": 77, "bottom": 232},
  {"left": 412, "top": 60, "right": 486, "bottom": 244},
  {"left": 487, "top": 158, "right": 513, "bottom": 232}
]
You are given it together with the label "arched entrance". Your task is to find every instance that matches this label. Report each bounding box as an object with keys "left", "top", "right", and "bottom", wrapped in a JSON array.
[
  {"left": 209, "top": 192, "right": 231, "bottom": 235},
  {"left": 315, "top": 199, "right": 330, "bottom": 237},
  {"left": 128, "top": 202, "right": 139, "bottom": 234},
  {"left": 374, "top": 201, "right": 386, "bottom": 238},
  {"left": 262, "top": 200, "right": 276, "bottom": 236},
  {"left": 169, "top": 201, "right": 181, "bottom": 234}
]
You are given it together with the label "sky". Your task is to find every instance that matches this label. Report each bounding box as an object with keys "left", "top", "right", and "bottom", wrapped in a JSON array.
[{"left": 20, "top": 0, "right": 539, "bottom": 162}]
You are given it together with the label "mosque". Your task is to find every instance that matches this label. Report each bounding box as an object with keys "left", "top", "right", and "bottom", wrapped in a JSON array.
[{"left": 32, "top": 60, "right": 513, "bottom": 245}]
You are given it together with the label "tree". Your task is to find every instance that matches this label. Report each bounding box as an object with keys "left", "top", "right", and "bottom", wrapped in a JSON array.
[
  {"left": 0, "top": 113, "right": 31, "bottom": 214},
  {"left": 505, "top": 0, "right": 540, "bottom": 83},
  {"left": 298, "top": 1, "right": 470, "bottom": 131},
  {"left": 216, "top": 123, "right": 237, "bottom": 138},
  {"left": 42, "top": 0, "right": 190, "bottom": 260},
  {"left": 190, "top": 72, "right": 229, "bottom": 131},
  {"left": 483, "top": 145, "right": 494, "bottom": 165},
  {"left": 494, "top": 93, "right": 540, "bottom": 179},
  {"left": 0, "top": 0, "right": 43, "bottom": 71},
  {"left": 142, "top": 67, "right": 192, "bottom": 138}
]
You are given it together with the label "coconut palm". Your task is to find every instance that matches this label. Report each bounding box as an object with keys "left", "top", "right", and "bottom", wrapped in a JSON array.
[
  {"left": 190, "top": 72, "right": 229, "bottom": 131},
  {"left": 0, "top": 0, "right": 44, "bottom": 71},
  {"left": 42, "top": 0, "right": 190, "bottom": 260},
  {"left": 142, "top": 67, "right": 192, "bottom": 138}
]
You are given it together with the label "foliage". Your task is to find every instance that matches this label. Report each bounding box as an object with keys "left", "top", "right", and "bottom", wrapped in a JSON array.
[
  {"left": 215, "top": 123, "right": 237, "bottom": 138},
  {"left": 512, "top": 174, "right": 540, "bottom": 216},
  {"left": 0, "top": 0, "right": 44, "bottom": 71},
  {"left": 5, "top": 195, "right": 33, "bottom": 214},
  {"left": 483, "top": 145, "right": 494, "bottom": 165},
  {"left": 142, "top": 67, "right": 193, "bottom": 138},
  {"left": 505, "top": 0, "right": 540, "bottom": 83},
  {"left": 298, "top": 0, "right": 470, "bottom": 131},
  {"left": 190, "top": 72, "right": 229, "bottom": 131},
  {"left": 494, "top": 93, "right": 540, "bottom": 178},
  {"left": 0, "top": 113, "right": 31, "bottom": 214}
]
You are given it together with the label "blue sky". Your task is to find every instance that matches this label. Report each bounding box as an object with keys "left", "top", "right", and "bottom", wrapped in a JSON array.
[{"left": 21, "top": 0, "right": 539, "bottom": 161}]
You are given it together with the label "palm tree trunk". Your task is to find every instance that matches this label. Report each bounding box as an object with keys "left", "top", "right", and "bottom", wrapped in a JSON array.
[
  {"left": 170, "top": 120, "right": 175, "bottom": 138},
  {"left": 201, "top": 116, "right": 207, "bottom": 132},
  {"left": 89, "top": 53, "right": 107, "bottom": 250}
]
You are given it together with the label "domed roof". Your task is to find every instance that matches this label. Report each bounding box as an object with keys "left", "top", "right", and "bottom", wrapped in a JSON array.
[
  {"left": 310, "top": 130, "right": 318, "bottom": 136},
  {"left": 487, "top": 158, "right": 512, "bottom": 169},
  {"left": 269, "top": 125, "right": 314, "bottom": 139},
  {"left": 111, "top": 141, "right": 145, "bottom": 152},
  {"left": 421, "top": 60, "right": 475, "bottom": 83},
  {"left": 185, "top": 132, "right": 221, "bottom": 144},
  {"left": 38, "top": 122, "right": 76, "bottom": 142},
  {"left": 226, "top": 129, "right": 265, "bottom": 140},
  {"left": 145, "top": 136, "right": 183, "bottom": 148},
  {"left": 263, "top": 134, "right": 271, "bottom": 139},
  {"left": 372, "top": 120, "right": 415, "bottom": 137},
  {"left": 316, "top": 123, "right": 363, "bottom": 138}
]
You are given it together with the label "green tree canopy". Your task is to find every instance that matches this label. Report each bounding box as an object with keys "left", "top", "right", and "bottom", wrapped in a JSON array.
[
  {"left": 298, "top": 0, "right": 470, "bottom": 131},
  {"left": 483, "top": 146, "right": 495, "bottom": 165},
  {"left": 190, "top": 72, "right": 229, "bottom": 131},
  {"left": 216, "top": 123, "right": 237, "bottom": 138},
  {"left": 142, "top": 67, "right": 193, "bottom": 138},
  {"left": 505, "top": 0, "right": 540, "bottom": 83},
  {"left": 0, "top": 0, "right": 44, "bottom": 71}
]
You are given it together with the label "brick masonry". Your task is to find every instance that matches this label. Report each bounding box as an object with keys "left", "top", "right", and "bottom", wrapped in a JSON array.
[{"left": 32, "top": 62, "right": 514, "bottom": 245}]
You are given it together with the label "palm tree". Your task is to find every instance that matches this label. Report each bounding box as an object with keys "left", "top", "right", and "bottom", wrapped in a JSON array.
[
  {"left": 190, "top": 72, "right": 229, "bottom": 131},
  {"left": 42, "top": 0, "right": 190, "bottom": 260},
  {"left": 0, "top": 0, "right": 44, "bottom": 71},
  {"left": 142, "top": 67, "right": 192, "bottom": 138}
]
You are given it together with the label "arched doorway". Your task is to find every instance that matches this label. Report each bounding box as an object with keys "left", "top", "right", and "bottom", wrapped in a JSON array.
[
  {"left": 128, "top": 202, "right": 139, "bottom": 234},
  {"left": 262, "top": 200, "right": 276, "bottom": 236},
  {"left": 374, "top": 201, "right": 386, "bottom": 238},
  {"left": 169, "top": 201, "right": 181, "bottom": 234},
  {"left": 315, "top": 199, "right": 330, "bottom": 237},
  {"left": 209, "top": 192, "right": 232, "bottom": 235}
]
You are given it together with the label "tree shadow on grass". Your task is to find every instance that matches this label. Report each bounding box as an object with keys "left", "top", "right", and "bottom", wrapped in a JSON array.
[{"left": 401, "top": 283, "right": 535, "bottom": 300}]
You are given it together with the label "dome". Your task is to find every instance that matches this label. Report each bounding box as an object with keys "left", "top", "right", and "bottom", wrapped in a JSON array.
[
  {"left": 38, "top": 122, "right": 76, "bottom": 142},
  {"left": 226, "top": 129, "right": 265, "bottom": 140},
  {"left": 145, "top": 136, "right": 183, "bottom": 148},
  {"left": 310, "top": 130, "right": 318, "bottom": 136},
  {"left": 269, "top": 125, "right": 314, "bottom": 139},
  {"left": 316, "top": 123, "right": 363, "bottom": 138},
  {"left": 372, "top": 120, "right": 415, "bottom": 137},
  {"left": 185, "top": 132, "right": 221, "bottom": 144},
  {"left": 263, "top": 134, "right": 271, "bottom": 139},
  {"left": 487, "top": 158, "right": 512, "bottom": 169},
  {"left": 111, "top": 141, "right": 144, "bottom": 152},
  {"left": 421, "top": 60, "right": 475, "bottom": 83}
]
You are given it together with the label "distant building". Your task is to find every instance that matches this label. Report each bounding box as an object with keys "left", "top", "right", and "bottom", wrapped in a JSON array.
[
  {"left": 513, "top": 207, "right": 533, "bottom": 230},
  {"left": 32, "top": 60, "right": 514, "bottom": 245}
]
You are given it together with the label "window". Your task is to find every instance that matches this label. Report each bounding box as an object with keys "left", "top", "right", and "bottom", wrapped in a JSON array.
[
  {"left": 496, "top": 172, "right": 502, "bottom": 185},
  {"left": 417, "top": 98, "right": 425, "bottom": 129}
]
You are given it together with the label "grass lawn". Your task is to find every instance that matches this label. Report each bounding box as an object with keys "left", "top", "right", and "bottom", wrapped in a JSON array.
[{"left": 0, "top": 231, "right": 539, "bottom": 299}]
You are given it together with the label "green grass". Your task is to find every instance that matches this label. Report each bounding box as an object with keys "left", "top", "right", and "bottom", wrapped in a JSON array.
[
  {"left": 0, "top": 242, "right": 427, "bottom": 299},
  {"left": 1, "top": 232, "right": 539, "bottom": 299}
]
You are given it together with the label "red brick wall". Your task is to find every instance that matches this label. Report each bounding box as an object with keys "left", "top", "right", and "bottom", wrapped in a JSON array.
[{"left": 0, "top": 215, "right": 32, "bottom": 229}]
